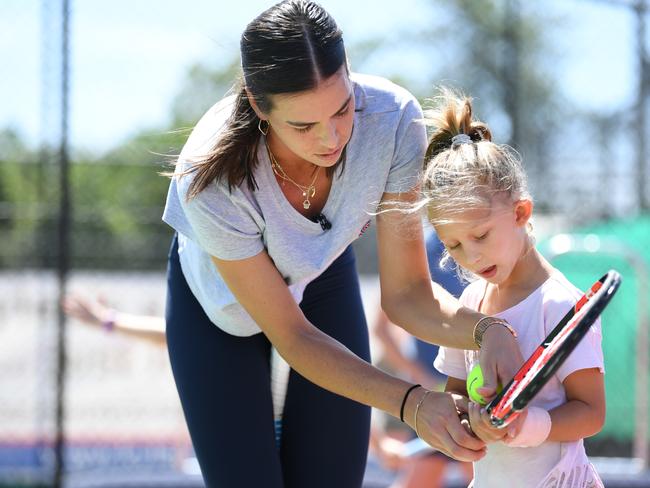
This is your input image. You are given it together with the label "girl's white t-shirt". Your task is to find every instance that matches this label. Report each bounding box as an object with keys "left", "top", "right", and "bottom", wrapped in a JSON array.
[{"left": 434, "top": 272, "right": 605, "bottom": 488}]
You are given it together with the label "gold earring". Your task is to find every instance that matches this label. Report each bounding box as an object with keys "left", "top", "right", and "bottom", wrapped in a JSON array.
[{"left": 258, "top": 119, "right": 269, "bottom": 136}]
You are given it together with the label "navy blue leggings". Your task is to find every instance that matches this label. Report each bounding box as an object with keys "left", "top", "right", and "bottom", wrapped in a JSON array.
[{"left": 165, "top": 236, "right": 371, "bottom": 487}]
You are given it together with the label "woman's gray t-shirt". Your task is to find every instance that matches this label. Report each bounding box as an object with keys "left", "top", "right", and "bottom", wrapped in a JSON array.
[{"left": 162, "top": 73, "right": 427, "bottom": 336}]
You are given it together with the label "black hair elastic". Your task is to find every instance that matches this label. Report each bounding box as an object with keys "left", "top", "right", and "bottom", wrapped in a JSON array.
[{"left": 400, "top": 384, "right": 421, "bottom": 423}]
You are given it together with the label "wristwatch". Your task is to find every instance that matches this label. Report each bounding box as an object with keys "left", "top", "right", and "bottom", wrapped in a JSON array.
[{"left": 473, "top": 316, "right": 517, "bottom": 347}]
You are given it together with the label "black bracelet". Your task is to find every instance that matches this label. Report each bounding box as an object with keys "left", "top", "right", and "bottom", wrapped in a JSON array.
[{"left": 399, "top": 384, "right": 421, "bottom": 423}]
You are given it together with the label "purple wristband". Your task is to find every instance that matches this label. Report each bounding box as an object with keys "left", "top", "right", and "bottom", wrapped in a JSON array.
[{"left": 102, "top": 311, "right": 116, "bottom": 332}]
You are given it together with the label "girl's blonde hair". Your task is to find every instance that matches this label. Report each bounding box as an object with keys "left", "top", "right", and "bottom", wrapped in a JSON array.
[{"left": 421, "top": 87, "right": 531, "bottom": 226}]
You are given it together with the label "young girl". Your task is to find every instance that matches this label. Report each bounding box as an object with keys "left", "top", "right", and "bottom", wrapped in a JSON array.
[{"left": 422, "top": 90, "right": 606, "bottom": 487}]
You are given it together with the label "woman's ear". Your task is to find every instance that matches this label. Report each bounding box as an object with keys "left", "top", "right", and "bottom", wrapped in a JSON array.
[
  {"left": 245, "top": 87, "right": 266, "bottom": 121},
  {"left": 514, "top": 199, "right": 533, "bottom": 228}
]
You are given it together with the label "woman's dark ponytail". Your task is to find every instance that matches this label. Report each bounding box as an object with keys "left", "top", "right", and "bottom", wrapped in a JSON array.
[{"left": 183, "top": 83, "right": 261, "bottom": 199}]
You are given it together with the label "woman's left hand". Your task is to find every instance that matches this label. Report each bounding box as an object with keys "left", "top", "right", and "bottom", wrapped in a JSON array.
[{"left": 410, "top": 390, "right": 487, "bottom": 462}]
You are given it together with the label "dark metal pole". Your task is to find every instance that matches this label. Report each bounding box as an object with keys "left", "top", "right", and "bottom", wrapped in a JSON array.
[
  {"left": 636, "top": 0, "right": 649, "bottom": 210},
  {"left": 503, "top": 0, "right": 521, "bottom": 150},
  {"left": 54, "top": 0, "right": 71, "bottom": 485}
]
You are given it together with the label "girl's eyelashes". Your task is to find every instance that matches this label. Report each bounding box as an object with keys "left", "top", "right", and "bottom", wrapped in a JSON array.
[
  {"left": 446, "top": 231, "right": 488, "bottom": 250},
  {"left": 294, "top": 125, "right": 312, "bottom": 133}
]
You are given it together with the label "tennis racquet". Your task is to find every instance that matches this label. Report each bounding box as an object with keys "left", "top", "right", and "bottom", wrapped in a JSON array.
[{"left": 486, "top": 270, "right": 621, "bottom": 428}]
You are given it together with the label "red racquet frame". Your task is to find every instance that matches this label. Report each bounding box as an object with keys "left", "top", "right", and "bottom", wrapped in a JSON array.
[{"left": 486, "top": 270, "right": 621, "bottom": 428}]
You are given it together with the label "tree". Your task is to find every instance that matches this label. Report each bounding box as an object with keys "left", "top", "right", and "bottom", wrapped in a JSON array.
[
  {"left": 377, "top": 0, "right": 566, "bottom": 211},
  {"left": 170, "top": 58, "right": 241, "bottom": 127}
]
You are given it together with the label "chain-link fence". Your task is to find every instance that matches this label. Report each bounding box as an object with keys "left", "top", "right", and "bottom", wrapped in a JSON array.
[
  {"left": 0, "top": 270, "right": 193, "bottom": 486},
  {"left": 0, "top": 157, "right": 192, "bottom": 486}
]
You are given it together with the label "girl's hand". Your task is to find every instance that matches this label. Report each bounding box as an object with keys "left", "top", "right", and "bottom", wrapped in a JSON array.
[
  {"left": 453, "top": 395, "right": 475, "bottom": 437},
  {"left": 467, "top": 402, "right": 507, "bottom": 444},
  {"left": 410, "top": 390, "right": 486, "bottom": 462},
  {"left": 503, "top": 409, "right": 528, "bottom": 440},
  {"left": 478, "top": 323, "right": 522, "bottom": 401}
]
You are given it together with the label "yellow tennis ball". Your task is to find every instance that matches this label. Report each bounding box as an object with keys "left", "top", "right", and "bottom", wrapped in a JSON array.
[
  {"left": 467, "top": 364, "right": 487, "bottom": 405},
  {"left": 466, "top": 364, "right": 502, "bottom": 406}
]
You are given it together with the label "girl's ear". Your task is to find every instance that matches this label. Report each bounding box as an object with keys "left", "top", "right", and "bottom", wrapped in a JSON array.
[{"left": 514, "top": 199, "right": 533, "bottom": 228}]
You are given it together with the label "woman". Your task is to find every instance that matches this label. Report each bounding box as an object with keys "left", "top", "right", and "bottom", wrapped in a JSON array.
[{"left": 162, "top": 1, "right": 522, "bottom": 487}]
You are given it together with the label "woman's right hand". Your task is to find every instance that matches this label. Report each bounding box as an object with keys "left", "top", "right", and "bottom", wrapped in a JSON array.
[
  {"left": 478, "top": 322, "right": 522, "bottom": 401},
  {"left": 406, "top": 389, "right": 486, "bottom": 462}
]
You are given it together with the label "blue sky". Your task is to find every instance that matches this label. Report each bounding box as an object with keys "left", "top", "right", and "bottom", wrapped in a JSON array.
[{"left": 1, "top": 0, "right": 637, "bottom": 153}]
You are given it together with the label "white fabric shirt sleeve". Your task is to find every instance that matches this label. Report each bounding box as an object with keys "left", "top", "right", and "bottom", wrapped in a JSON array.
[
  {"left": 433, "top": 345, "right": 468, "bottom": 381},
  {"left": 384, "top": 96, "right": 427, "bottom": 193},
  {"left": 178, "top": 181, "right": 265, "bottom": 261},
  {"left": 172, "top": 97, "right": 265, "bottom": 261}
]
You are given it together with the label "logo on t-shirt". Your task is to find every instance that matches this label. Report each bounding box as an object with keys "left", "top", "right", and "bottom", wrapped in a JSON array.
[{"left": 358, "top": 220, "right": 371, "bottom": 237}]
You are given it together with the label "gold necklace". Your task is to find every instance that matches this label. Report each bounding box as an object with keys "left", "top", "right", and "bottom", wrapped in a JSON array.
[{"left": 267, "top": 145, "right": 320, "bottom": 210}]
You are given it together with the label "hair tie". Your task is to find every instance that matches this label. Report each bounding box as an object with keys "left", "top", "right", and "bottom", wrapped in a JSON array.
[{"left": 451, "top": 133, "right": 472, "bottom": 149}]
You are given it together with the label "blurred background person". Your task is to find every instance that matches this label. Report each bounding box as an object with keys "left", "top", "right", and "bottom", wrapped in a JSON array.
[{"left": 61, "top": 294, "right": 166, "bottom": 346}]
